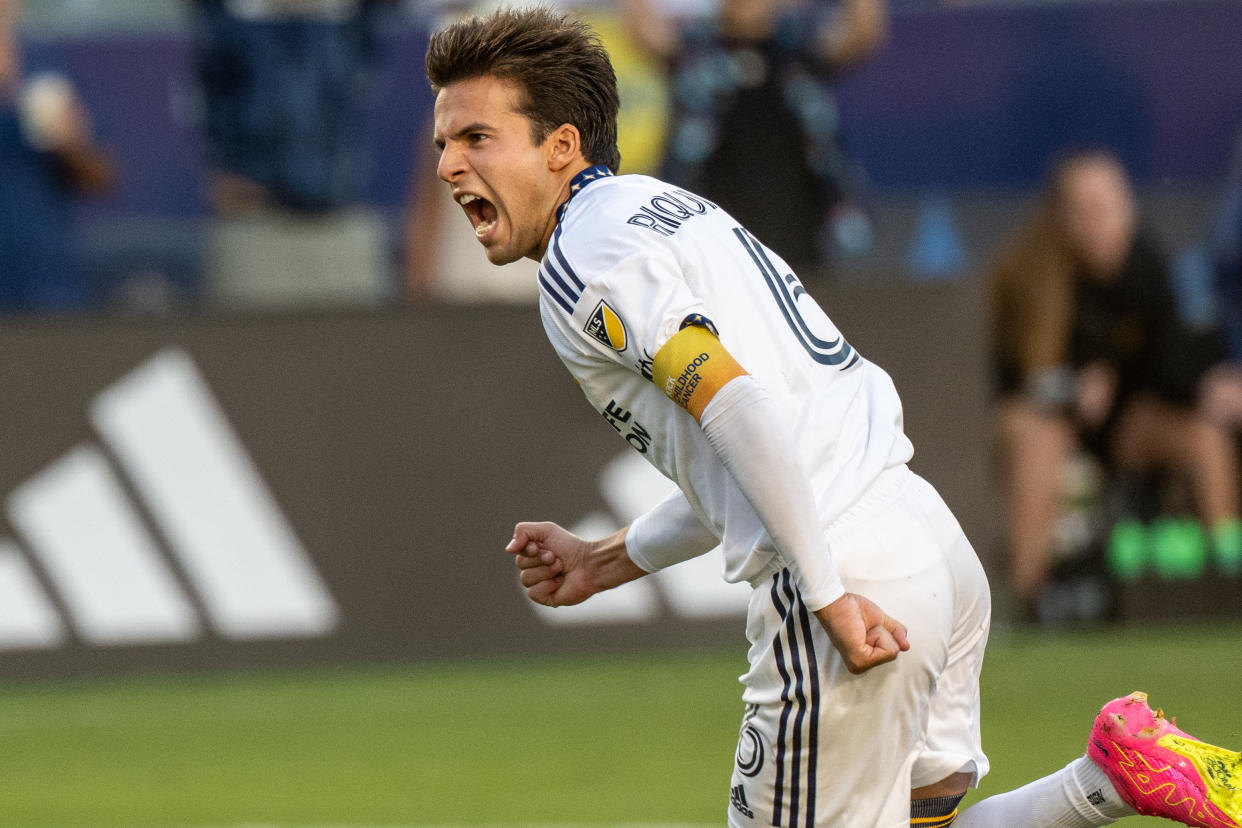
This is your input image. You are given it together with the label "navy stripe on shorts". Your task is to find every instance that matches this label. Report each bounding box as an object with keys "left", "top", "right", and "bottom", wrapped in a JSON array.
[{"left": 768, "top": 569, "right": 821, "bottom": 828}]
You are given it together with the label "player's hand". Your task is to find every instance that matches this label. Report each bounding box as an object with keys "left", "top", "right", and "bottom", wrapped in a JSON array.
[
  {"left": 505, "top": 521, "right": 597, "bottom": 607},
  {"left": 814, "top": 592, "right": 910, "bottom": 674}
]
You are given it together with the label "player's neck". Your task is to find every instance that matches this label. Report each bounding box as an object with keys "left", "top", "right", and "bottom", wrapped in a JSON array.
[{"left": 533, "top": 159, "right": 607, "bottom": 261}]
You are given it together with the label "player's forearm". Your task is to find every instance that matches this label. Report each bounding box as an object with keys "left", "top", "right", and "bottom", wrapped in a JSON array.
[
  {"left": 586, "top": 526, "right": 649, "bottom": 593},
  {"left": 699, "top": 376, "right": 845, "bottom": 611}
]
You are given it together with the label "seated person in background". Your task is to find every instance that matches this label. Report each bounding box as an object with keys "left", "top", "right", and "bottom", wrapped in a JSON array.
[{"left": 989, "top": 149, "right": 1242, "bottom": 617}]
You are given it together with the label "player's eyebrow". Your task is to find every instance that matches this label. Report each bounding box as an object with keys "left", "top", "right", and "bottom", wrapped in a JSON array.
[{"left": 434, "top": 122, "right": 493, "bottom": 150}]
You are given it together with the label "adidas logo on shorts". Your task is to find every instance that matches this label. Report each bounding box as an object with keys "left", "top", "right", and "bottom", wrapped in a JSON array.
[{"left": 731, "top": 783, "right": 755, "bottom": 819}]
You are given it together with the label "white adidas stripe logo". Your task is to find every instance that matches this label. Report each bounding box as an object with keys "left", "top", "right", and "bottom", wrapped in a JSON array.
[{"left": 0, "top": 348, "right": 339, "bottom": 650}]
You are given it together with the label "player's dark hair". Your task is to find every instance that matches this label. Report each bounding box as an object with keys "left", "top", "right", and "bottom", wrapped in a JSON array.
[{"left": 425, "top": 6, "right": 621, "bottom": 172}]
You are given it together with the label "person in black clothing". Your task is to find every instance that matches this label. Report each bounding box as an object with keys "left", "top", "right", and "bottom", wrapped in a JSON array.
[
  {"left": 622, "top": 0, "right": 887, "bottom": 279},
  {"left": 989, "top": 150, "right": 1242, "bottom": 614}
]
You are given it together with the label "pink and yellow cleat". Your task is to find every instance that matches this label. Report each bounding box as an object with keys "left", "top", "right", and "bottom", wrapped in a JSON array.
[{"left": 1087, "top": 691, "right": 1242, "bottom": 827}]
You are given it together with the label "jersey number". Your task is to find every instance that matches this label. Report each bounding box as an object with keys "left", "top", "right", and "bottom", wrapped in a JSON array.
[{"left": 733, "top": 228, "right": 860, "bottom": 369}]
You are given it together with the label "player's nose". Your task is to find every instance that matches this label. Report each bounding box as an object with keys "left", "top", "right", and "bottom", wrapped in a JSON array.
[{"left": 437, "top": 144, "right": 467, "bottom": 183}]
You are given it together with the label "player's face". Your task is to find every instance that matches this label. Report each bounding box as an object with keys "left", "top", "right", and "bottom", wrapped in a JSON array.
[{"left": 433, "top": 75, "right": 564, "bottom": 265}]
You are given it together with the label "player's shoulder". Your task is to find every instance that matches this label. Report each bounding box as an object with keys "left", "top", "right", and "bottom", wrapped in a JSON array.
[
  {"left": 540, "top": 174, "right": 659, "bottom": 311},
  {"left": 541, "top": 173, "right": 722, "bottom": 311}
]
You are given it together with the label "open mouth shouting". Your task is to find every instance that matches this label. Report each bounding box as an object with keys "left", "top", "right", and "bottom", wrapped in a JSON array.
[{"left": 457, "top": 192, "right": 499, "bottom": 241}]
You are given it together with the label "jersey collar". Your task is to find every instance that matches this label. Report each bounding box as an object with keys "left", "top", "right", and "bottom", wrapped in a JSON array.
[{"left": 555, "top": 164, "right": 614, "bottom": 223}]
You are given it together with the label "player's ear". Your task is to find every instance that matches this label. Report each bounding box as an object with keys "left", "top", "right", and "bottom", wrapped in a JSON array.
[{"left": 545, "top": 123, "right": 582, "bottom": 172}]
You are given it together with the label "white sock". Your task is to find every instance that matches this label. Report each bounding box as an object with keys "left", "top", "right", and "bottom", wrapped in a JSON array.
[{"left": 954, "top": 756, "right": 1135, "bottom": 827}]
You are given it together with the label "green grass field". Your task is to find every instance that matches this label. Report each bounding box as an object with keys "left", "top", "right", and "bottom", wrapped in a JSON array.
[{"left": 1, "top": 620, "right": 1240, "bottom": 827}]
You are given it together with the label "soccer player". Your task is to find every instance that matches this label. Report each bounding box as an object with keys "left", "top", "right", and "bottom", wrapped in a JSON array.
[{"left": 425, "top": 9, "right": 1242, "bottom": 827}]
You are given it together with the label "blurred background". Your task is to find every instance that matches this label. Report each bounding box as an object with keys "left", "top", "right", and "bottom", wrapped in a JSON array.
[{"left": 1, "top": 0, "right": 1241, "bottom": 825}]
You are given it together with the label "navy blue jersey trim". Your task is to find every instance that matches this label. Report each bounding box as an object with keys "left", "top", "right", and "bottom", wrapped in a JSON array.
[
  {"left": 538, "top": 271, "right": 574, "bottom": 313},
  {"left": 538, "top": 224, "right": 587, "bottom": 316},
  {"left": 550, "top": 226, "right": 586, "bottom": 293},
  {"left": 541, "top": 256, "right": 580, "bottom": 305},
  {"left": 679, "top": 313, "right": 719, "bottom": 335},
  {"left": 555, "top": 164, "right": 614, "bottom": 223}
]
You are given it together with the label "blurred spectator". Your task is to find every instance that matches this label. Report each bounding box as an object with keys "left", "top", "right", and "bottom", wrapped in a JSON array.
[
  {"left": 622, "top": 0, "right": 887, "bottom": 280},
  {"left": 989, "top": 150, "right": 1242, "bottom": 618},
  {"left": 192, "top": 0, "right": 396, "bottom": 311},
  {"left": 0, "top": 0, "right": 115, "bottom": 313}
]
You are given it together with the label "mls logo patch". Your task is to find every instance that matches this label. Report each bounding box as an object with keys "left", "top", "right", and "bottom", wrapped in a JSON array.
[{"left": 584, "top": 300, "right": 628, "bottom": 352}]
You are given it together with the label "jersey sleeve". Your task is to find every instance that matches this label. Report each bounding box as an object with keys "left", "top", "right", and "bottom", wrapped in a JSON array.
[
  {"left": 698, "top": 375, "right": 845, "bottom": 611},
  {"left": 626, "top": 488, "right": 720, "bottom": 572}
]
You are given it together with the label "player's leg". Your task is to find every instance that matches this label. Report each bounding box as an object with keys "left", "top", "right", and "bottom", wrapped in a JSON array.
[
  {"left": 954, "top": 691, "right": 1242, "bottom": 827},
  {"left": 728, "top": 567, "right": 948, "bottom": 827},
  {"left": 910, "top": 771, "right": 971, "bottom": 827},
  {"left": 951, "top": 757, "right": 1130, "bottom": 827},
  {"left": 902, "top": 471, "right": 1130, "bottom": 828},
  {"left": 727, "top": 574, "right": 833, "bottom": 828},
  {"left": 905, "top": 472, "right": 1135, "bottom": 828},
  {"left": 905, "top": 463, "right": 1242, "bottom": 828},
  {"left": 906, "top": 471, "right": 990, "bottom": 827},
  {"left": 728, "top": 468, "right": 957, "bottom": 827},
  {"left": 915, "top": 670, "right": 1128, "bottom": 827}
]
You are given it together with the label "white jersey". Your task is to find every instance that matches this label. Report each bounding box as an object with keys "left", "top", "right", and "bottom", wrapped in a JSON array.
[{"left": 538, "top": 168, "right": 914, "bottom": 586}]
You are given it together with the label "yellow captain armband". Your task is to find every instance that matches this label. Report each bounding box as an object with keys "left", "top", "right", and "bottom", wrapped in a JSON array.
[{"left": 651, "top": 323, "right": 747, "bottom": 422}]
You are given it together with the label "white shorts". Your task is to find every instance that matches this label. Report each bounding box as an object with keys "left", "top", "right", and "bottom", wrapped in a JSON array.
[{"left": 727, "top": 466, "right": 991, "bottom": 828}]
